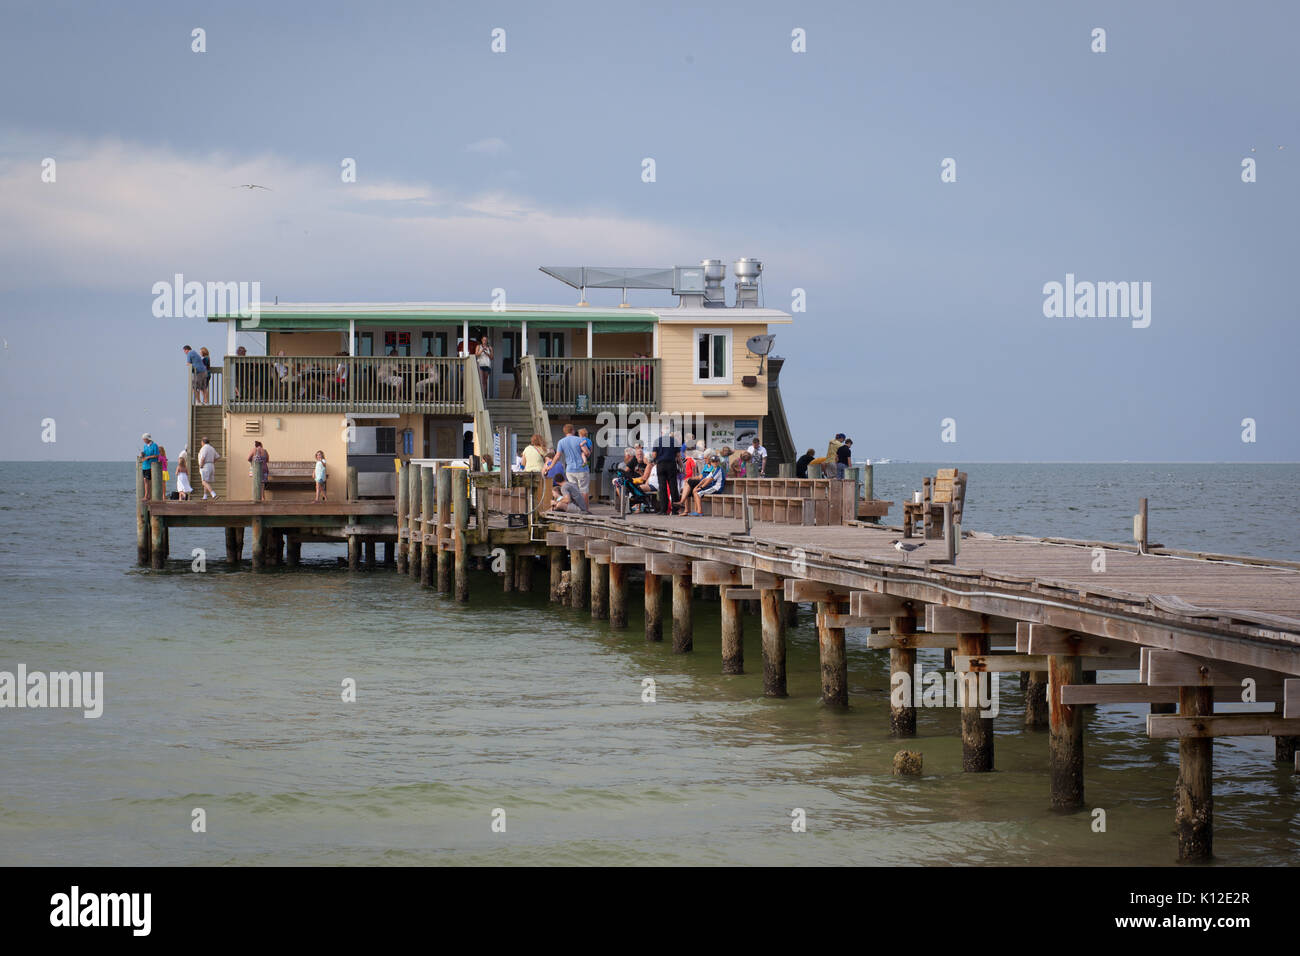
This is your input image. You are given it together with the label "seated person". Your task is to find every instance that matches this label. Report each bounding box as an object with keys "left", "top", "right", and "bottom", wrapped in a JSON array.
[{"left": 689, "top": 454, "right": 726, "bottom": 515}]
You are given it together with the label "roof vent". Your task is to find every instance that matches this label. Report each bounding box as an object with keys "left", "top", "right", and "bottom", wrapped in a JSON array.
[{"left": 734, "top": 258, "right": 762, "bottom": 308}]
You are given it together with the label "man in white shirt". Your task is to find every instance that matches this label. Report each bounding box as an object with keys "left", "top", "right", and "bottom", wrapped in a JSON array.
[
  {"left": 749, "top": 437, "right": 768, "bottom": 477},
  {"left": 198, "top": 437, "right": 221, "bottom": 499}
]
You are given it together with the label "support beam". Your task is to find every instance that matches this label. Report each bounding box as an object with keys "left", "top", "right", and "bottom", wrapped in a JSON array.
[
  {"left": 927, "top": 605, "right": 1016, "bottom": 635},
  {"left": 452, "top": 468, "right": 469, "bottom": 602},
  {"left": 609, "top": 561, "right": 628, "bottom": 628},
  {"left": 721, "top": 590, "right": 744, "bottom": 674},
  {"left": 692, "top": 561, "right": 744, "bottom": 587},
  {"left": 1175, "top": 686, "right": 1213, "bottom": 861},
  {"left": 1148, "top": 714, "right": 1300, "bottom": 739},
  {"left": 612, "top": 546, "right": 647, "bottom": 565},
  {"left": 569, "top": 547, "right": 588, "bottom": 610},
  {"left": 850, "top": 591, "right": 912, "bottom": 618},
  {"left": 816, "top": 600, "right": 848, "bottom": 707},
  {"left": 761, "top": 588, "right": 786, "bottom": 698},
  {"left": 889, "top": 614, "right": 917, "bottom": 736},
  {"left": 436, "top": 466, "right": 451, "bottom": 594},
  {"left": 957, "top": 633, "right": 993, "bottom": 771},
  {"left": 407, "top": 460, "right": 421, "bottom": 578},
  {"left": 549, "top": 547, "right": 564, "bottom": 603},
  {"left": 1048, "top": 654, "right": 1084, "bottom": 809},
  {"left": 420, "top": 466, "right": 434, "bottom": 588},
  {"left": 644, "top": 571, "right": 663, "bottom": 642},
  {"left": 784, "top": 579, "right": 848, "bottom": 604},
  {"left": 646, "top": 552, "right": 691, "bottom": 577},
  {"left": 672, "top": 568, "right": 693, "bottom": 653},
  {"left": 590, "top": 555, "right": 609, "bottom": 620},
  {"left": 1027, "top": 624, "right": 1140, "bottom": 659}
]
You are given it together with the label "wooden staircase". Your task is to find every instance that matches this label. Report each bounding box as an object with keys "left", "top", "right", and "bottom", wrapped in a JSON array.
[{"left": 188, "top": 404, "right": 227, "bottom": 497}]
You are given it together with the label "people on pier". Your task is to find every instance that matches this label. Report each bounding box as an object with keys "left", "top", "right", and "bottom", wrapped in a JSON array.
[
  {"left": 183, "top": 345, "right": 209, "bottom": 405},
  {"left": 475, "top": 336, "right": 493, "bottom": 398},
  {"left": 555, "top": 479, "right": 590, "bottom": 514},
  {"left": 198, "top": 437, "right": 220, "bottom": 499},
  {"left": 521, "top": 434, "right": 548, "bottom": 472},
  {"left": 175, "top": 450, "right": 192, "bottom": 501},
  {"left": 139, "top": 433, "right": 159, "bottom": 494},
  {"left": 749, "top": 436, "right": 767, "bottom": 477},
  {"left": 795, "top": 448, "right": 815, "bottom": 479},
  {"left": 688, "top": 453, "right": 725, "bottom": 515},
  {"left": 836, "top": 437, "right": 853, "bottom": 478},
  {"left": 248, "top": 441, "right": 270, "bottom": 488},
  {"left": 554, "top": 424, "right": 590, "bottom": 499},
  {"left": 652, "top": 425, "right": 681, "bottom": 516},
  {"left": 314, "top": 450, "right": 328, "bottom": 502},
  {"left": 158, "top": 446, "right": 169, "bottom": 484}
]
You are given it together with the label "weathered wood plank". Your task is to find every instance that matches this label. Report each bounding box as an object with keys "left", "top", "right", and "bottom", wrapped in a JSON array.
[{"left": 1148, "top": 714, "right": 1300, "bottom": 739}]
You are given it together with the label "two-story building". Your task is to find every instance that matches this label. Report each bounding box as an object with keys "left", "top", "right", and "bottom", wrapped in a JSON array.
[{"left": 197, "top": 258, "right": 796, "bottom": 500}]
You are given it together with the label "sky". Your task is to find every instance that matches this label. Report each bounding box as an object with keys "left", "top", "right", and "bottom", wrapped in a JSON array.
[{"left": 0, "top": 0, "right": 1296, "bottom": 461}]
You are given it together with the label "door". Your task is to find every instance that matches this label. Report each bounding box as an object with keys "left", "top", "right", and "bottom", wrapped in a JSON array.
[{"left": 500, "top": 330, "right": 521, "bottom": 398}]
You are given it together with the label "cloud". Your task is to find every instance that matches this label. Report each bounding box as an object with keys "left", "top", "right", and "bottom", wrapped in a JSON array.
[{"left": 464, "top": 137, "right": 508, "bottom": 155}]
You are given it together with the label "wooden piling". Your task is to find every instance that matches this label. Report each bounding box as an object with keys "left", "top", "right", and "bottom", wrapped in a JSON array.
[
  {"left": 889, "top": 614, "right": 917, "bottom": 736},
  {"left": 251, "top": 517, "right": 264, "bottom": 571},
  {"left": 149, "top": 464, "right": 165, "bottom": 570},
  {"left": 347, "top": 534, "right": 360, "bottom": 570},
  {"left": 957, "top": 633, "right": 994, "bottom": 771},
  {"left": 609, "top": 562, "right": 628, "bottom": 628},
  {"left": 818, "top": 600, "right": 848, "bottom": 707},
  {"left": 346, "top": 465, "right": 358, "bottom": 503},
  {"left": 671, "top": 568, "right": 693, "bottom": 653},
  {"left": 365, "top": 539, "right": 376, "bottom": 567},
  {"left": 420, "top": 466, "right": 434, "bottom": 588},
  {"left": 549, "top": 547, "right": 564, "bottom": 603},
  {"left": 784, "top": 598, "right": 798, "bottom": 628},
  {"left": 1276, "top": 736, "right": 1299, "bottom": 763},
  {"left": 590, "top": 557, "right": 609, "bottom": 619},
  {"left": 518, "top": 554, "right": 534, "bottom": 593},
  {"left": 452, "top": 467, "right": 469, "bottom": 602},
  {"left": 1048, "top": 653, "right": 1084, "bottom": 809},
  {"left": 286, "top": 538, "right": 301, "bottom": 568},
  {"left": 407, "top": 462, "right": 421, "bottom": 579},
  {"left": 761, "top": 588, "right": 787, "bottom": 697},
  {"left": 136, "top": 467, "right": 150, "bottom": 565},
  {"left": 395, "top": 462, "right": 408, "bottom": 574},
  {"left": 436, "top": 466, "right": 451, "bottom": 594},
  {"left": 721, "top": 589, "right": 744, "bottom": 674},
  {"left": 502, "top": 548, "right": 516, "bottom": 592},
  {"left": 225, "top": 527, "right": 240, "bottom": 566},
  {"left": 644, "top": 571, "right": 663, "bottom": 641},
  {"left": 1025, "top": 671, "right": 1049, "bottom": 727},
  {"left": 1176, "top": 686, "right": 1213, "bottom": 860},
  {"left": 569, "top": 547, "right": 588, "bottom": 610},
  {"left": 382, "top": 540, "right": 395, "bottom": 565}
]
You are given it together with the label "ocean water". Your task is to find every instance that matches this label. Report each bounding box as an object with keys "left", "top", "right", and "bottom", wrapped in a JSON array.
[{"left": 0, "top": 461, "right": 1297, "bottom": 866}]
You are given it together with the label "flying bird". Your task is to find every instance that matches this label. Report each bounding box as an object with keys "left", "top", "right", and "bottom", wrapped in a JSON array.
[
  {"left": 232, "top": 184, "right": 272, "bottom": 190},
  {"left": 890, "top": 539, "right": 924, "bottom": 563}
]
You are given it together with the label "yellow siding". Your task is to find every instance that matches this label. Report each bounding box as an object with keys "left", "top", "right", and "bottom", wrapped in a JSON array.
[
  {"left": 222, "top": 410, "right": 424, "bottom": 499},
  {"left": 657, "top": 323, "right": 769, "bottom": 418}
]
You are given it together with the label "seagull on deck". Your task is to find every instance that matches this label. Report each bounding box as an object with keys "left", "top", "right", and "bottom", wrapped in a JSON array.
[
  {"left": 890, "top": 539, "right": 924, "bottom": 563},
  {"left": 232, "top": 184, "right": 272, "bottom": 190}
]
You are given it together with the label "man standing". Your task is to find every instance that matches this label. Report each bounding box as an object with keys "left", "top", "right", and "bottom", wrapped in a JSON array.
[
  {"left": 139, "top": 432, "right": 159, "bottom": 495},
  {"left": 652, "top": 425, "right": 681, "bottom": 515},
  {"left": 555, "top": 423, "right": 590, "bottom": 500},
  {"left": 748, "top": 436, "right": 768, "bottom": 477},
  {"left": 183, "top": 345, "right": 209, "bottom": 404},
  {"left": 198, "top": 436, "right": 221, "bottom": 499},
  {"left": 836, "top": 437, "right": 853, "bottom": 478},
  {"left": 795, "top": 448, "right": 815, "bottom": 479}
]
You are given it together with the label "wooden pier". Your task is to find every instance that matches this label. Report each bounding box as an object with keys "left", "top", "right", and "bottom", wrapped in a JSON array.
[{"left": 137, "top": 461, "right": 1300, "bottom": 862}]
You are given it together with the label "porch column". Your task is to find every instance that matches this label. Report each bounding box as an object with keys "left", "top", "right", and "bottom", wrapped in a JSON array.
[
  {"left": 463, "top": 320, "right": 470, "bottom": 356},
  {"left": 521, "top": 319, "right": 528, "bottom": 356},
  {"left": 226, "top": 319, "right": 237, "bottom": 357},
  {"left": 348, "top": 318, "right": 355, "bottom": 356},
  {"left": 586, "top": 321, "right": 593, "bottom": 358}
]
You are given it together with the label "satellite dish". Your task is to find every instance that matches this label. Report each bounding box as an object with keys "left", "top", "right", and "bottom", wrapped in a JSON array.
[{"left": 746, "top": 334, "right": 776, "bottom": 375}]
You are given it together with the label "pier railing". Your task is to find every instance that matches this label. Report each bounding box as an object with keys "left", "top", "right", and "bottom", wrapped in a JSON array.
[
  {"left": 532, "top": 357, "right": 659, "bottom": 413},
  {"left": 223, "top": 356, "right": 466, "bottom": 414}
]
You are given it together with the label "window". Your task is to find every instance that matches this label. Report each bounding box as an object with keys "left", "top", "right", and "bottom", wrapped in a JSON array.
[
  {"left": 537, "top": 331, "right": 565, "bottom": 357},
  {"left": 694, "top": 329, "right": 731, "bottom": 384},
  {"left": 354, "top": 331, "right": 374, "bottom": 356},
  {"left": 420, "top": 331, "right": 448, "bottom": 357},
  {"left": 383, "top": 330, "right": 411, "bottom": 356}
]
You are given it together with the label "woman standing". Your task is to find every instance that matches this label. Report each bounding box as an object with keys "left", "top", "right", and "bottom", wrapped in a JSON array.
[
  {"left": 521, "top": 433, "right": 548, "bottom": 472},
  {"left": 475, "top": 336, "right": 493, "bottom": 398}
]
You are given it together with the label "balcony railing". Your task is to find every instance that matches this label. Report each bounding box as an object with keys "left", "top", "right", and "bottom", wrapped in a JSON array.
[
  {"left": 533, "top": 357, "right": 659, "bottom": 413},
  {"left": 224, "top": 356, "right": 466, "bottom": 414}
]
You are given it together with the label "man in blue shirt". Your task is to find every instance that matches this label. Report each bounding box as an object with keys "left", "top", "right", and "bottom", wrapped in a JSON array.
[
  {"left": 139, "top": 432, "right": 159, "bottom": 495},
  {"left": 183, "top": 345, "right": 209, "bottom": 404},
  {"left": 652, "top": 426, "right": 681, "bottom": 515},
  {"left": 555, "top": 423, "right": 590, "bottom": 500}
]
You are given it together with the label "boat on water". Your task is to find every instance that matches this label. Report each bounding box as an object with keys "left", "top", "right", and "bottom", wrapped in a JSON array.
[{"left": 194, "top": 258, "right": 798, "bottom": 500}]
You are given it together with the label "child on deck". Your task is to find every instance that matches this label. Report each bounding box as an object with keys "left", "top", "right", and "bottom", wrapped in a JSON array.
[{"left": 313, "top": 450, "right": 327, "bottom": 502}]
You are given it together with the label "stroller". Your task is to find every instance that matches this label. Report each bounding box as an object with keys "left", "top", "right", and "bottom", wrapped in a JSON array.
[{"left": 614, "top": 471, "right": 660, "bottom": 514}]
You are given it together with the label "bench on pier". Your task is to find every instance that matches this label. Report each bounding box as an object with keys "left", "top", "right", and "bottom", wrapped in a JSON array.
[
  {"left": 263, "top": 461, "right": 319, "bottom": 499},
  {"left": 902, "top": 467, "right": 967, "bottom": 539},
  {"left": 700, "top": 478, "right": 857, "bottom": 526}
]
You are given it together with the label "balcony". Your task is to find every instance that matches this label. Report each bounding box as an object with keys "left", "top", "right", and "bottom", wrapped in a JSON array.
[
  {"left": 532, "top": 357, "right": 659, "bottom": 413},
  {"left": 223, "top": 356, "right": 466, "bottom": 415}
]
